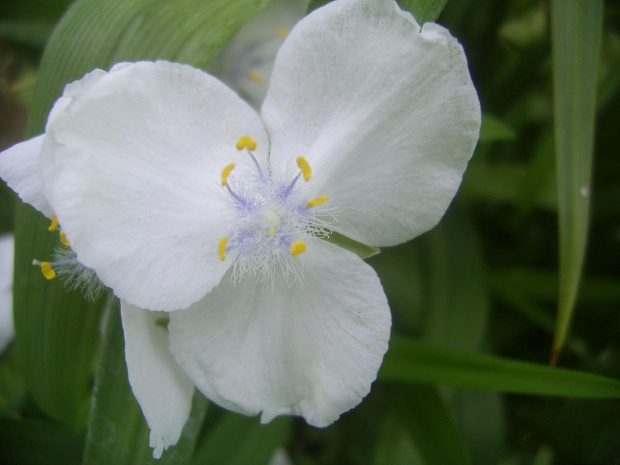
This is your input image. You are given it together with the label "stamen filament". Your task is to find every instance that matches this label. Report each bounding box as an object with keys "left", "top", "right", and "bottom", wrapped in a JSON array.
[
  {"left": 296, "top": 156, "right": 312, "bottom": 182},
  {"left": 48, "top": 215, "right": 59, "bottom": 232},
  {"left": 307, "top": 195, "right": 329, "bottom": 208},
  {"left": 290, "top": 240, "right": 307, "bottom": 256},
  {"left": 284, "top": 173, "right": 301, "bottom": 197},
  {"left": 221, "top": 163, "right": 235, "bottom": 186},
  {"left": 226, "top": 184, "right": 246, "bottom": 205},
  {"left": 246, "top": 150, "right": 265, "bottom": 180},
  {"left": 218, "top": 237, "right": 228, "bottom": 261}
]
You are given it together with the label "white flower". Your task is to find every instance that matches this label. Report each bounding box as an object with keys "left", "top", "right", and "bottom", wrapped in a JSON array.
[
  {"left": 0, "top": 234, "right": 14, "bottom": 353},
  {"left": 0, "top": 0, "right": 480, "bottom": 458},
  {"left": 209, "top": 0, "right": 308, "bottom": 109}
]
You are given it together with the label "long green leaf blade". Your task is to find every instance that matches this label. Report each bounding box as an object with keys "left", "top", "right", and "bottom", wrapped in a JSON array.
[
  {"left": 550, "top": 0, "right": 603, "bottom": 361},
  {"left": 380, "top": 336, "right": 620, "bottom": 398}
]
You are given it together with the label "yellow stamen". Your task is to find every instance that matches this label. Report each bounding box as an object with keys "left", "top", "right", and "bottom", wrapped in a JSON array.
[
  {"left": 306, "top": 195, "right": 329, "bottom": 208},
  {"left": 60, "top": 231, "right": 71, "bottom": 247},
  {"left": 268, "top": 227, "right": 276, "bottom": 238},
  {"left": 221, "top": 163, "right": 235, "bottom": 186},
  {"left": 290, "top": 240, "right": 306, "bottom": 257},
  {"left": 48, "top": 215, "right": 59, "bottom": 232},
  {"left": 218, "top": 237, "right": 228, "bottom": 261},
  {"left": 40, "top": 262, "right": 56, "bottom": 280},
  {"left": 249, "top": 71, "right": 265, "bottom": 85},
  {"left": 276, "top": 28, "right": 289, "bottom": 37},
  {"left": 296, "top": 156, "right": 311, "bottom": 182},
  {"left": 236, "top": 136, "right": 257, "bottom": 151}
]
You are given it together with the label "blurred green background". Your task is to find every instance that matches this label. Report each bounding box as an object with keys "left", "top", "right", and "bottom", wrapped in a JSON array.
[{"left": 0, "top": 0, "right": 619, "bottom": 464}]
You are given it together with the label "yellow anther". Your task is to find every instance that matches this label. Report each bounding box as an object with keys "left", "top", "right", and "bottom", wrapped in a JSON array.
[
  {"left": 40, "top": 262, "right": 56, "bottom": 280},
  {"left": 276, "top": 28, "right": 289, "bottom": 37},
  {"left": 290, "top": 240, "right": 306, "bottom": 257},
  {"left": 221, "top": 163, "right": 235, "bottom": 186},
  {"left": 59, "top": 231, "right": 71, "bottom": 247},
  {"left": 306, "top": 195, "right": 329, "bottom": 208},
  {"left": 236, "top": 136, "right": 257, "bottom": 151},
  {"left": 218, "top": 237, "right": 228, "bottom": 261},
  {"left": 249, "top": 71, "right": 265, "bottom": 85},
  {"left": 296, "top": 156, "right": 311, "bottom": 182},
  {"left": 48, "top": 215, "right": 59, "bottom": 232}
]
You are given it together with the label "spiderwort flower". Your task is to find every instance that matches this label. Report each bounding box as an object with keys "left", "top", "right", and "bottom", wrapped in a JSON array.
[
  {"left": 0, "top": 0, "right": 480, "bottom": 458},
  {"left": 209, "top": 0, "right": 307, "bottom": 109}
]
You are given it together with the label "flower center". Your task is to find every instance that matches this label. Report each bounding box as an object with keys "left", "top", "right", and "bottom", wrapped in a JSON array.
[{"left": 218, "top": 136, "right": 332, "bottom": 284}]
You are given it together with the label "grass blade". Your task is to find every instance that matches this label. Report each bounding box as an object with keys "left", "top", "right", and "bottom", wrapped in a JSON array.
[
  {"left": 550, "top": 0, "right": 603, "bottom": 363},
  {"left": 380, "top": 336, "right": 620, "bottom": 398}
]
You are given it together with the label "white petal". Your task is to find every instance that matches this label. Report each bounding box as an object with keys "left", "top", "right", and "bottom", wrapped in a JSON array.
[
  {"left": 43, "top": 61, "right": 269, "bottom": 311},
  {"left": 262, "top": 0, "right": 481, "bottom": 246},
  {"left": 46, "top": 69, "right": 108, "bottom": 129},
  {"left": 121, "top": 302, "right": 194, "bottom": 459},
  {"left": 0, "top": 235, "right": 14, "bottom": 353},
  {"left": 209, "top": 0, "right": 306, "bottom": 109},
  {"left": 169, "top": 239, "right": 391, "bottom": 427},
  {"left": 0, "top": 135, "right": 53, "bottom": 218}
]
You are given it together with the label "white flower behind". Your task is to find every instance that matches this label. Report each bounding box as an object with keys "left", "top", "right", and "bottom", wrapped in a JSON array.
[
  {"left": 209, "top": 0, "right": 308, "bottom": 109},
  {"left": 0, "top": 0, "right": 480, "bottom": 458}
]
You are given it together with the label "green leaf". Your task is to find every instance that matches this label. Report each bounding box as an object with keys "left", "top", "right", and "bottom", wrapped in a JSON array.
[
  {"left": 0, "top": 417, "right": 84, "bottom": 465},
  {"left": 0, "top": 19, "right": 57, "bottom": 48},
  {"left": 491, "top": 268, "right": 620, "bottom": 306},
  {"left": 461, "top": 159, "right": 557, "bottom": 210},
  {"left": 478, "top": 114, "right": 516, "bottom": 143},
  {"left": 191, "top": 413, "right": 290, "bottom": 465},
  {"left": 14, "top": 0, "right": 274, "bottom": 432},
  {"left": 396, "top": 0, "right": 449, "bottom": 25},
  {"left": 307, "top": 0, "right": 449, "bottom": 24},
  {"left": 380, "top": 336, "right": 620, "bottom": 398},
  {"left": 391, "top": 385, "right": 472, "bottom": 465},
  {"left": 324, "top": 231, "right": 380, "bottom": 259},
  {"left": 452, "top": 390, "right": 504, "bottom": 465},
  {"left": 550, "top": 0, "right": 603, "bottom": 360},
  {"left": 305, "top": 0, "right": 330, "bottom": 14},
  {"left": 373, "top": 410, "right": 424, "bottom": 465},
  {"left": 422, "top": 208, "right": 489, "bottom": 351},
  {"left": 516, "top": 129, "right": 555, "bottom": 218},
  {"left": 83, "top": 304, "right": 208, "bottom": 464}
]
